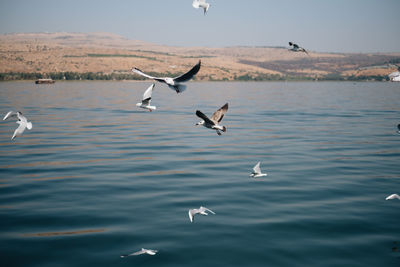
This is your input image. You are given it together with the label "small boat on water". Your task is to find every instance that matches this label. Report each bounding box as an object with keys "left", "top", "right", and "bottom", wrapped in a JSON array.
[{"left": 35, "top": 78, "right": 55, "bottom": 84}]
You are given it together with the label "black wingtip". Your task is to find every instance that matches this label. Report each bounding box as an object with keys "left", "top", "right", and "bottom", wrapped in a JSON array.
[{"left": 289, "top": 42, "right": 293, "bottom": 46}]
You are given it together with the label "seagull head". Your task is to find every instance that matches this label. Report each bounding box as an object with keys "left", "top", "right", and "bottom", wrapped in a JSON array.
[{"left": 195, "top": 120, "right": 204, "bottom": 126}]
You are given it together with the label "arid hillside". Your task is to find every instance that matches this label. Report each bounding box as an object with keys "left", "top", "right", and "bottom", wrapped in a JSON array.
[{"left": 0, "top": 32, "right": 399, "bottom": 80}]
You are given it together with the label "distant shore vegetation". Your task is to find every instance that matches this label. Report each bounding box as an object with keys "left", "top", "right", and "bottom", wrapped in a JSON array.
[{"left": 0, "top": 71, "right": 390, "bottom": 82}]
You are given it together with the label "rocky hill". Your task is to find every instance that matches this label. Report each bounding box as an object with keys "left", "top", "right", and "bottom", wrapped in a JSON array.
[{"left": 0, "top": 32, "right": 399, "bottom": 81}]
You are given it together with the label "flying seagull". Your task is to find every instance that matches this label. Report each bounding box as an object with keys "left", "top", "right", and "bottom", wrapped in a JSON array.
[
  {"left": 249, "top": 162, "right": 267, "bottom": 178},
  {"left": 386, "top": 194, "right": 400, "bottom": 200},
  {"left": 195, "top": 103, "right": 228, "bottom": 136},
  {"left": 193, "top": 0, "right": 210, "bottom": 15},
  {"left": 136, "top": 84, "right": 156, "bottom": 112},
  {"left": 121, "top": 248, "right": 158, "bottom": 258},
  {"left": 288, "top": 42, "right": 308, "bottom": 55},
  {"left": 3, "top": 111, "right": 32, "bottom": 140},
  {"left": 131, "top": 61, "right": 201, "bottom": 93},
  {"left": 188, "top": 206, "right": 215, "bottom": 223}
]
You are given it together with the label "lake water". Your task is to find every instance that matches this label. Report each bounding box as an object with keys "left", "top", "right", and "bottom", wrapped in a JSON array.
[{"left": 0, "top": 81, "right": 399, "bottom": 267}]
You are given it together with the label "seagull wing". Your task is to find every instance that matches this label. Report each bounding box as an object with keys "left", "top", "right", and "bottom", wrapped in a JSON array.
[
  {"left": 253, "top": 162, "right": 261, "bottom": 174},
  {"left": 192, "top": 0, "right": 200, "bottom": 8},
  {"left": 196, "top": 110, "right": 215, "bottom": 125},
  {"left": 131, "top": 249, "right": 146, "bottom": 256},
  {"left": 132, "top": 68, "right": 165, "bottom": 83},
  {"left": 211, "top": 103, "right": 228, "bottom": 123},
  {"left": 173, "top": 61, "right": 201, "bottom": 83},
  {"left": 188, "top": 209, "right": 195, "bottom": 222},
  {"left": 3, "top": 111, "right": 17, "bottom": 121},
  {"left": 142, "top": 84, "right": 155, "bottom": 105},
  {"left": 145, "top": 249, "right": 157, "bottom": 255},
  {"left": 201, "top": 206, "right": 215, "bottom": 214}
]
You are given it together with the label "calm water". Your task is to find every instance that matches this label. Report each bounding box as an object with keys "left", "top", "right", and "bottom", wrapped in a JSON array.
[{"left": 0, "top": 81, "right": 399, "bottom": 267}]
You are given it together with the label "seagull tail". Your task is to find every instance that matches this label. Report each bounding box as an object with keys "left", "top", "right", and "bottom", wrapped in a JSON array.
[{"left": 27, "top": 122, "right": 32, "bottom": 130}]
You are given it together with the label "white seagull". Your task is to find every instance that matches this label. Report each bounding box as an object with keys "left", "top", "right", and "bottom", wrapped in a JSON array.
[
  {"left": 193, "top": 0, "right": 210, "bottom": 15},
  {"left": 195, "top": 103, "right": 228, "bottom": 136},
  {"left": 188, "top": 206, "right": 215, "bottom": 223},
  {"left": 386, "top": 194, "right": 400, "bottom": 200},
  {"left": 120, "top": 248, "right": 158, "bottom": 258},
  {"left": 136, "top": 83, "right": 156, "bottom": 112},
  {"left": 3, "top": 111, "right": 33, "bottom": 140},
  {"left": 288, "top": 42, "right": 308, "bottom": 55},
  {"left": 249, "top": 162, "right": 267, "bottom": 178},
  {"left": 132, "top": 61, "right": 201, "bottom": 93},
  {"left": 388, "top": 71, "right": 400, "bottom": 82}
]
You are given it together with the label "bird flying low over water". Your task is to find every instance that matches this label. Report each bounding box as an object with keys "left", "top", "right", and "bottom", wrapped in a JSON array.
[
  {"left": 131, "top": 61, "right": 201, "bottom": 93},
  {"left": 195, "top": 103, "right": 228, "bottom": 136},
  {"left": 386, "top": 194, "right": 400, "bottom": 200},
  {"left": 188, "top": 206, "right": 215, "bottom": 222},
  {"left": 136, "top": 84, "right": 156, "bottom": 112},
  {"left": 249, "top": 162, "right": 267, "bottom": 178},
  {"left": 3, "top": 111, "right": 32, "bottom": 140},
  {"left": 193, "top": 0, "right": 210, "bottom": 15},
  {"left": 120, "top": 248, "right": 158, "bottom": 258},
  {"left": 288, "top": 42, "right": 308, "bottom": 55}
]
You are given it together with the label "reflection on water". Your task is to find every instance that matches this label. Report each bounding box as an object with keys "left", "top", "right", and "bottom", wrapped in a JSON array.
[{"left": 0, "top": 81, "right": 400, "bottom": 267}]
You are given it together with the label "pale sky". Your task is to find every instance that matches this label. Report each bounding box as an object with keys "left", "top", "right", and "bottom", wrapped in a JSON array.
[{"left": 0, "top": 0, "right": 399, "bottom": 53}]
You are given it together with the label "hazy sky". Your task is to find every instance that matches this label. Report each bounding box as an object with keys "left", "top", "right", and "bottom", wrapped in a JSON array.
[{"left": 1, "top": 0, "right": 399, "bottom": 53}]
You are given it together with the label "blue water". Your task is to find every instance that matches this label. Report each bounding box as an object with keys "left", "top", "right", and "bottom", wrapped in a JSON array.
[{"left": 0, "top": 81, "right": 399, "bottom": 266}]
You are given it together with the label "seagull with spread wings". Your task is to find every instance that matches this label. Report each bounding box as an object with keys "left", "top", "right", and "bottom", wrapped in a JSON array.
[
  {"left": 3, "top": 111, "right": 33, "bottom": 140},
  {"left": 188, "top": 206, "right": 215, "bottom": 223},
  {"left": 193, "top": 0, "right": 211, "bottom": 15},
  {"left": 132, "top": 61, "right": 201, "bottom": 93},
  {"left": 288, "top": 42, "right": 308, "bottom": 55},
  {"left": 195, "top": 103, "right": 228, "bottom": 136},
  {"left": 136, "top": 84, "right": 156, "bottom": 112},
  {"left": 249, "top": 162, "right": 267, "bottom": 178},
  {"left": 120, "top": 248, "right": 158, "bottom": 258}
]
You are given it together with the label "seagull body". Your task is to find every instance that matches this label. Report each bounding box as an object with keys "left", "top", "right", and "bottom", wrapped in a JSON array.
[
  {"left": 3, "top": 111, "right": 32, "bottom": 140},
  {"left": 121, "top": 248, "right": 158, "bottom": 258},
  {"left": 188, "top": 206, "right": 215, "bottom": 222},
  {"left": 132, "top": 61, "right": 201, "bottom": 93},
  {"left": 193, "top": 0, "right": 210, "bottom": 15},
  {"left": 136, "top": 84, "right": 156, "bottom": 111},
  {"left": 249, "top": 162, "right": 267, "bottom": 178},
  {"left": 288, "top": 42, "right": 308, "bottom": 55},
  {"left": 386, "top": 194, "right": 400, "bottom": 200},
  {"left": 195, "top": 103, "right": 228, "bottom": 136}
]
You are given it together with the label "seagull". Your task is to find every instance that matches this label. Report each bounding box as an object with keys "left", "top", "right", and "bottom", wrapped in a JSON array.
[
  {"left": 131, "top": 61, "right": 201, "bottom": 93},
  {"left": 136, "top": 84, "right": 156, "bottom": 112},
  {"left": 195, "top": 103, "right": 228, "bottom": 136},
  {"left": 249, "top": 162, "right": 267, "bottom": 178},
  {"left": 120, "top": 248, "right": 158, "bottom": 258},
  {"left": 3, "top": 111, "right": 32, "bottom": 140},
  {"left": 188, "top": 206, "right": 215, "bottom": 223},
  {"left": 386, "top": 194, "right": 400, "bottom": 200},
  {"left": 288, "top": 42, "right": 308, "bottom": 55},
  {"left": 193, "top": 0, "right": 210, "bottom": 15}
]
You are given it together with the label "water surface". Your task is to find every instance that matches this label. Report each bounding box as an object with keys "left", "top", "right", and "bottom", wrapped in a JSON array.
[{"left": 0, "top": 81, "right": 399, "bottom": 266}]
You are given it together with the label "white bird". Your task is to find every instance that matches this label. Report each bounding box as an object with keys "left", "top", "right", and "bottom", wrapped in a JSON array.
[
  {"left": 249, "top": 162, "right": 267, "bottom": 178},
  {"left": 3, "top": 111, "right": 33, "bottom": 140},
  {"left": 288, "top": 42, "right": 308, "bottom": 55},
  {"left": 188, "top": 206, "right": 215, "bottom": 223},
  {"left": 193, "top": 0, "right": 210, "bottom": 15},
  {"left": 386, "top": 194, "right": 400, "bottom": 200},
  {"left": 132, "top": 61, "right": 201, "bottom": 93},
  {"left": 388, "top": 71, "right": 400, "bottom": 82},
  {"left": 120, "top": 248, "right": 158, "bottom": 258},
  {"left": 136, "top": 83, "right": 156, "bottom": 112},
  {"left": 195, "top": 103, "right": 228, "bottom": 136}
]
